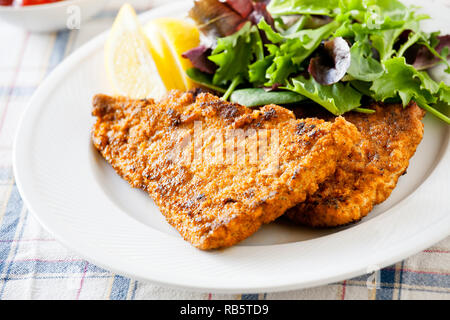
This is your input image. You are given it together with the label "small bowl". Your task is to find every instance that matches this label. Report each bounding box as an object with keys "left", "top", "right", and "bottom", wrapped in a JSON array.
[{"left": 0, "top": 0, "right": 109, "bottom": 32}]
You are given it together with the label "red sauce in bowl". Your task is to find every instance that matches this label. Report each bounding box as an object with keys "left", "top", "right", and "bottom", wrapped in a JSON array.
[{"left": 0, "top": 0, "right": 63, "bottom": 6}]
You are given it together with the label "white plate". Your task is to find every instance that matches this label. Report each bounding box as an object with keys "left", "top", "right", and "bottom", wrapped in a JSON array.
[{"left": 13, "top": 0, "right": 450, "bottom": 293}]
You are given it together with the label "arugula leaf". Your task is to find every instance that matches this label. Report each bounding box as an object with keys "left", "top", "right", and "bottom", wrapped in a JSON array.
[
  {"left": 207, "top": 22, "right": 264, "bottom": 99},
  {"left": 416, "top": 69, "right": 440, "bottom": 94},
  {"left": 258, "top": 19, "right": 284, "bottom": 43},
  {"left": 267, "top": 0, "right": 339, "bottom": 16},
  {"left": 370, "top": 57, "right": 435, "bottom": 106},
  {"left": 338, "top": 0, "right": 366, "bottom": 15},
  {"left": 208, "top": 22, "right": 258, "bottom": 86},
  {"left": 369, "top": 8, "right": 427, "bottom": 62},
  {"left": 258, "top": 20, "right": 339, "bottom": 86},
  {"left": 265, "top": 51, "right": 296, "bottom": 85},
  {"left": 366, "top": 0, "right": 407, "bottom": 20},
  {"left": 249, "top": 55, "right": 274, "bottom": 85},
  {"left": 334, "top": 1, "right": 426, "bottom": 62},
  {"left": 369, "top": 57, "right": 450, "bottom": 123},
  {"left": 438, "top": 82, "right": 450, "bottom": 104},
  {"left": 285, "top": 76, "right": 362, "bottom": 115},
  {"left": 347, "top": 36, "right": 384, "bottom": 81}
]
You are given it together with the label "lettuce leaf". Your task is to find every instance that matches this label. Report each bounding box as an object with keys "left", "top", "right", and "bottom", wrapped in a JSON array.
[
  {"left": 371, "top": 57, "right": 435, "bottom": 105},
  {"left": 267, "top": 0, "right": 339, "bottom": 16},
  {"left": 347, "top": 36, "right": 384, "bottom": 81},
  {"left": 185, "top": 0, "right": 450, "bottom": 124},
  {"left": 285, "top": 76, "right": 362, "bottom": 115},
  {"left": 208, "top": 22, "right": 257, "bottom": 86},
  {"left": 258, "top": 19, "right": 339, "bottom": 86},
  {"left": 370, "top": 57, "right": 450, "bottom": 123},
  {"left": 230, "top": 88, "right": 306, "bottom": 107}
]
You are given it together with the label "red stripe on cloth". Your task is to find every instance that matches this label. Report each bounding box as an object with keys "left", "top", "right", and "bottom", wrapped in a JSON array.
[
  {"left": 386, "top": 267, "right": 450, "bottom": 276},
  {"left": 341, "top": 280, "right": 346, "bottom": 300},
  {"left": 424, "top": 249, "right": 450, "bottom": 254},
  {"left": 76, "top": 261, "right": 89, "bottom": 300}
]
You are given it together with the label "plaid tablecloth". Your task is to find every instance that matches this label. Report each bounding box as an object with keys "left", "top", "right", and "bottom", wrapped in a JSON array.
[{"left": 0, "top": 0, "right": 449, "bottom": 300}]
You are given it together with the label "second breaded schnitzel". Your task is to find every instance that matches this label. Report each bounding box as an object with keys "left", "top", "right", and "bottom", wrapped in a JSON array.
[
  {"left": 92, "top": 90, "right": 360, "bottom": 249},
  {"left": 286, "top": 102, "right": 425, "bottom": 227}
]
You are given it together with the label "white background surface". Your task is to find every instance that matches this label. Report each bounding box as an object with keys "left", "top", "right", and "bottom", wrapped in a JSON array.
[{"left": 0, "top": 0, "right": 449, "bottom": 299}]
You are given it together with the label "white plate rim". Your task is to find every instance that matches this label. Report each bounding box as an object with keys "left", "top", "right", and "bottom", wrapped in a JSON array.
[{"left": 12, "top": 0, "right": 450, "bottom": 293}]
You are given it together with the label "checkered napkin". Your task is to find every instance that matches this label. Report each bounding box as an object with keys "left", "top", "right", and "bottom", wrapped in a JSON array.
[{"left": 0, "top": 0, "right": 449, "bottom": 300}]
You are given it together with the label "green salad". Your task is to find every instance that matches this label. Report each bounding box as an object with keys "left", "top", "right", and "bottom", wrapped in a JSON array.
[{"left": 182, "top": 0, "right": 450, "bottom": 124}]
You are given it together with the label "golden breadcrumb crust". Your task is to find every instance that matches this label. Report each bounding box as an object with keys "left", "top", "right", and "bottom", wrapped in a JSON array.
[
  {"left": 286, "top": 102, "right": 425, "bottom": 227},
  {"left": 92, "top": 90, "right": 360, "bottom": 249}
]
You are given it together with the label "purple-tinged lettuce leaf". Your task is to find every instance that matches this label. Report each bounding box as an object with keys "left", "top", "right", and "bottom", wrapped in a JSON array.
[
  {"left": 189, "top": 0, "right": 247, "bottom": 39},
  {"left": 308, "top": 37, "right": 351, "bottom": 85},
  {"left": 408, "top": 35, "right": 450, "bottom": 70},
  {"left": 248, "top": 2, "right": 275, "bottom": 27},
  {"left": 220, "top": 0, "right": 253, "bottom": 18},
  {"left": 182, "top": 45, "right": 218, "bottom": 74}
]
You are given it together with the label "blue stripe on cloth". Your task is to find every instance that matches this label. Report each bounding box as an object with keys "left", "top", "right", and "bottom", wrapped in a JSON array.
[
  {"left": 0, "top": 185, "right": 23, "bottom": 267},
  {"left": 376, "top": 268, "right": 395, "bottom": 300},
  {"left": 400, "top": 271, "right": 450, "bottom": 288},
  {"left": 241, "top": 294, "right": 259, "bottom": 300},
  {"left": 0, "top": 203, "right": 28, "bottom": 298},
  {"left": 336, "top": 280, "right": 450, "bottom": 297},
  {"left": 5, "top": 260, "right": 107, "bottom": 275},
  {"left": 47, "top": 30, "right": 70, "bottom": 74},
  {"left": 0, "top": 167, "right": 13, "bottom": 185},
  {"left": 131, "top": 281, "right": 138, "bottom": 300},
  {"left": 110, "top": 275, "right": 130, "bottom": 300},
  {"left": 397, "top": 262, "right": 405, "bottom": 299},
  {"left": 0, "top": 86, "right": 36, "bottom": 97},
  {"left": 349, "top": 274, "right": 369, "bottom": 282}
]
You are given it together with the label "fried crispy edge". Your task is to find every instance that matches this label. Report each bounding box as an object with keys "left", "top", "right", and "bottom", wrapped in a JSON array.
[
  {"left": 286, "top": 103, "right": 425, "bottom": 227},
  {"left": 91, "top": 92, "right": 361, "bottom": 249}
]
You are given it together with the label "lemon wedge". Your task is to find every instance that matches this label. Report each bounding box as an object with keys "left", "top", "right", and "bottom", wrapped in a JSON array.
[
  {"left": 105, "top": 4, "right": 166, "bottom": 100},
  {"left": 144, "top": 18, "right": 200, "bottom": 90}
]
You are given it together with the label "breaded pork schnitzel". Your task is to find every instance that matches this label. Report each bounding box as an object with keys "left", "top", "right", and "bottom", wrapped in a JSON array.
[
  {"left": 286, "top": 102, "right": 425, "bottom": 227},
  {"left": 92, "top": 90, "right": 359, "bottom": 249}
]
